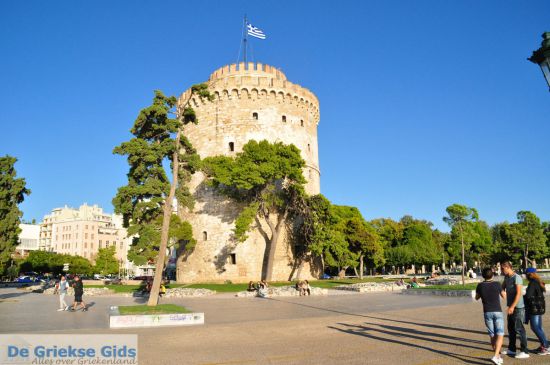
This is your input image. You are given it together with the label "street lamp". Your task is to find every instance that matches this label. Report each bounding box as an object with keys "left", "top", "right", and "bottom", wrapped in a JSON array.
[{"left": 528, "top": 32, "right": 550, "bottom": 91}]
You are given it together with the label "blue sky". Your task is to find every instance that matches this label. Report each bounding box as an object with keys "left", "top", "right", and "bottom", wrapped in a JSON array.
[{"left": 1, "top": 1, "right": 549, "bottom": 231}]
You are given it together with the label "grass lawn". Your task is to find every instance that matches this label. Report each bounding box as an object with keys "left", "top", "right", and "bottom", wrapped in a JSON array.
[
  {"left": 86, "top": 283, "right": 188, "bottom": 293},
  {"left": 117, "top": 304, "right": 190, "bottom": 315}
]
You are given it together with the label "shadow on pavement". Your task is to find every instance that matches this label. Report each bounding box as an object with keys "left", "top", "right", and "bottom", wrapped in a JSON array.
[
  {"left": 338, "top": 322, "right": 487, "bottom": 351},
  {"left": 360, "top": 314, "right": 542, "bottom": 345},
  {"left": 329, "top": 323, "right": 489, "bottom": 365},
  {"left": 360, "top": 315, "right": 489, "bottom": 336},
  {"left": 267, "top": 297, "right": 372, "bottom": 318},
  {"left": 0, "top": 291, "right": 31, "bottom": 300}
]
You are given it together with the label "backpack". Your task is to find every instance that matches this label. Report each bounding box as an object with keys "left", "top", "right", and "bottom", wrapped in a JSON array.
[{"left": 524, "top": 281, "right": 546, "bottom": 316}]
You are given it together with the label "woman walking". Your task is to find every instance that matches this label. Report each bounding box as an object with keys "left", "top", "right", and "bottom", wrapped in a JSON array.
[{"left": 524, "top": 267, "right": 548, "bottom": 355}]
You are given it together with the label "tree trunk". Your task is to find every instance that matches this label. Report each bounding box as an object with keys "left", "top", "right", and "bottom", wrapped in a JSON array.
[
  {"left": 320, "top": 255, "right": 325, "bottom": 277},
  {"left": 460, "top": 224, "right": 465, "bottom": 287},
  {"left": 147, "top": 131, "right": 182, "bottom": 306},
  {"left": 263, "top": 211, "right": 287, "bottom": 282},
  {"left": 338, "top": 266, "right": 348, "bottom": 278},
  {"left": 353, "top": 266, "right": 359, "bottom": 278},
  {"left": 359, "top": 254, "right": 364, "bottom": 280}
]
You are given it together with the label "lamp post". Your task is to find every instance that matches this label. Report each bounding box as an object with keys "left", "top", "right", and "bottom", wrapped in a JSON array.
[{"left": 528, "top": 32, "right": 550, "bottom": 91}]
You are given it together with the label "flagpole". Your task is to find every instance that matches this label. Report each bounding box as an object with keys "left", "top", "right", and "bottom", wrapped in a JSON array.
[{"left": 243, "top": 14, "right": 248, "bottom": 65}]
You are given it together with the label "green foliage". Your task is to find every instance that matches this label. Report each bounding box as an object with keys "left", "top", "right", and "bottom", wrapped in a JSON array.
[
  {"left": 94, "top": 246, "right": 119, "bottom": 275},
  {"left": 203, "top": 139, "right": 307, "bottom": 280},
  {"left": 203, "top": 140, "right": 306, "bottom": 240},
  {"left": 20, "top": 251, "right": 93, "bottom": 275},
  {"left": 298, "top": 195, "right": 384, "bottom": 272},
  {"left": 492, "top": 211, "right": 547, "bottom": 265},
  {"left": 113, "top": 88, "right": 207, "bottom": 266},
  {"left": 126, "top": 214, "right": 196, "bottom": 266},
  {"left": 402, "top": 221, "right": 440, "bottom": 265},
  {"left": 0, "top": 156, "right": 30, "bottom": 274},
  {"left": 234, "top": 202, "right": 260, "bottom": 242}
]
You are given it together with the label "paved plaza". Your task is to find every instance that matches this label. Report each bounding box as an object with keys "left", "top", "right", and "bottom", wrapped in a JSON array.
[{"left": 1, "top": 287, "right": 549, "bottom": 365}]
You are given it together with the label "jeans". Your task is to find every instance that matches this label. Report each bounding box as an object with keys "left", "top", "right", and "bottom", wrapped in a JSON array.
[
  {"left": 508, "top": 307, "right": 528, "bottom": 353},
  {"left": 483, "top": 312, "right": 505, "bottom": 336},
  {"left": 529, "top": 315, "right": 549, "bottom": 348}
]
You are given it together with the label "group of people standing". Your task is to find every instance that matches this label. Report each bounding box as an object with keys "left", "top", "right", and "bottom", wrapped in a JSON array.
[
  {"left": 476, "top": 261, "right": 547, "bottom": 364},
  {"left": 54, "top": 275, "right": 87, "bottom": 312}
]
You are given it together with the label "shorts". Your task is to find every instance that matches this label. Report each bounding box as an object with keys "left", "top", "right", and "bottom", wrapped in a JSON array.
[
  {"left": 74, "top": 295, "right": 83, "bottom": 303},
  {"left": 484, "top": 311, "right": 504, "bottom": 336}
]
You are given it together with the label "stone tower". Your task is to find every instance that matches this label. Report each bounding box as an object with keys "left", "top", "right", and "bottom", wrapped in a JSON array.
[{"left": 175, "top": 62, "right": 320, "bottom": 283}]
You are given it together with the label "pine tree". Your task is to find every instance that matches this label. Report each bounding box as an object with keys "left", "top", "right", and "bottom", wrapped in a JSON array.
[
  {"left": 113, "top": 86, "right": 211, "bottom": 306},
  {"left": 0, "top": 156, "right": 30, "bottom": 274}
]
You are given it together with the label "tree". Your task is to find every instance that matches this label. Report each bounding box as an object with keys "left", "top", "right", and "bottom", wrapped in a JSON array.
[
  {"left": 113, "top": 86, "right": 210, "bottom": 306},
  {"left": 401, "top": 221, "right": 440, "bottom": 266},
  {"left": 0, "top": 156, "right": 30, "bottom": 275},
  {"left": 443, "top": 204, "right": 478, "bottom": 285},
  {"left": 20, "top": 251, "right": 93, "bottom": 275},
  {"left": 297, "top": 194, "right": 335, "bottom": 275},
  {"left": 493, "top": 212, "right": 547, "bottom": 268},
  {"left": 515, "top": 211, "right": 547, "bottom": 268},
  {"left": 331, "top": 206, "right": 383, "bottom": 278},
  {"left": 203, "top": 140, "right": 306, "bottom": 281},
  {"left": 94, "top": 246, "right": 119, "bottom": 275}
]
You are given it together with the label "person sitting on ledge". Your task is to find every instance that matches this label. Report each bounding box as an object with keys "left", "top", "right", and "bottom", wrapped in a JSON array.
[
  {"left": 410, "top": 277, "right": 420, "bottom": 288},
  {"left": 258, "top": 280, "right": 268, "bottom": 298},
  {"left": 304, "top": 280, "right": 311, "bottom": 296},
  {"left": 247, "top": 281, "right": 257, "bottom": 292}
]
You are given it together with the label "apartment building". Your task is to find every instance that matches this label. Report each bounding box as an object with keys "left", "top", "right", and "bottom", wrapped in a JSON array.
[{"left": 39, "top": 204, "right": 132, "bottom": 269}]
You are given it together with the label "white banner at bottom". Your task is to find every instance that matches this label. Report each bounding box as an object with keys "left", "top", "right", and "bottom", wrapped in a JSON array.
[{"left": 0, "top": 334, "right": 138, "bottom": 365}]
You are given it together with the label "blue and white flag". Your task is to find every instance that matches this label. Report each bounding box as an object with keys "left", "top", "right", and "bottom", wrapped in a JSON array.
[{"left": 247, "top": 23, "right": 266, "bottom": 39}]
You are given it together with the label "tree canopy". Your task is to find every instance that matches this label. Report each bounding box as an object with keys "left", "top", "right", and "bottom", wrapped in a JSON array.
[
  {"left": 0, "top": 156, "right": 30, "bottom": 274},
  {"left": 203, "top": 139, "right": 306, "bottom": 281}
]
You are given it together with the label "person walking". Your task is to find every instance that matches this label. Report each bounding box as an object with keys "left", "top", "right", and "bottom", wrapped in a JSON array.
[
  {"left": 71, "top": 275, "right": 87, "bottom": 312},
  {"left": 475, "top": 268, "right": 505, "bottom": 364},
  {"left": 524, "top": 267, "right": 549, "bottom": 355},
  {"left": 500, "top": 261, "right": 529, "bottom": 359},
  {"left": 56, "top": 276, "right": 70, "bottom": 311}
]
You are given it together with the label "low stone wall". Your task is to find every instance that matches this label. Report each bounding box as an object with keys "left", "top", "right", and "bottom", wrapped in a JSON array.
[
  {"left": 236, "top": 285, "right": 328, "bottom": 298},
  {"left": 164, "top": 288, "right": 216, "bottom": 298},
  {"left": 333, "top": 282, "right": 407, "bottom": 293},
  {"left": 402, "top": 288, "right": 476, "bottom": 298},
  {"left": 424, "top": 276, "right": 480, "bottom": 286}
]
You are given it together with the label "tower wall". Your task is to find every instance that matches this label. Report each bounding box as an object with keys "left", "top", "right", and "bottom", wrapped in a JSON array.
[{"left": 175, "top": 62, "right": 321, "bottom": 283}]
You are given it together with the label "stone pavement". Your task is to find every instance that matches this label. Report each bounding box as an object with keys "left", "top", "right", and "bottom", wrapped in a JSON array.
[{"left": 1, "top": 287, "right": 549, "bottom": 365}]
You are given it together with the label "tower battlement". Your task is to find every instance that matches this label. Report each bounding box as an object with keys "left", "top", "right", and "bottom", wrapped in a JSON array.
[{"left": 180, "top": 63, "right": 320, "bottom": 123}]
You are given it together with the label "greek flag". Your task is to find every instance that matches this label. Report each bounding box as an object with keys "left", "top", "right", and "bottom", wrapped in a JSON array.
[{"left": 247, "top": 23, "right": 266, "bottom": 39}]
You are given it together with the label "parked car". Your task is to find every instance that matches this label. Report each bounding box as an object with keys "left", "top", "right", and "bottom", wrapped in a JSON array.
[
  {"left": 133, "top": 276, "right": 153, "bottom": 281},
  {"left": 15, "top": 276, "right": 43, "bottom": 283}
]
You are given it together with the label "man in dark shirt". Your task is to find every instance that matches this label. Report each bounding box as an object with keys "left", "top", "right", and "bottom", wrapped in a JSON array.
[
  {"left": 476, "top": 267, "right": 505, "bottom": 365},
  {"left": 71, "top": 275, "right": 87, "bottom": 312}
]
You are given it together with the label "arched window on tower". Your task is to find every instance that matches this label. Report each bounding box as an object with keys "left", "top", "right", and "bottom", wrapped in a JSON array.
[
  {"left": 300, "top": 119, "right": 304, "bottom": 127},
  {"left": 282, "top": 115, "right": 287, "bottom": 123},
  {"left": 252, "top": 112, "right": 258, "bottom": 120},
  {"left": 202, "top": 231, "right": 208, "bottom": 241},
  {"left": 307, "top": 143, "right": 311, "bottom": 152},
  {"left": 229, "top": 142, "right": 235, "bottom": 152}
]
